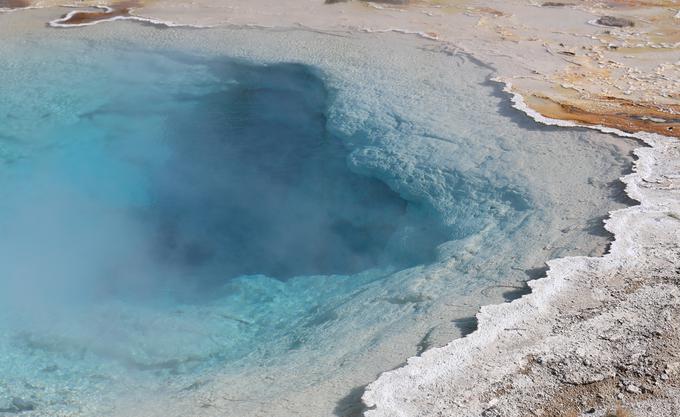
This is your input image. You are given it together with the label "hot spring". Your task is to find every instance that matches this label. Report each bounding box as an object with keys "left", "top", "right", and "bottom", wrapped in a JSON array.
[{"left": 0, "top": 18, "right": 637, "bottom": 417}]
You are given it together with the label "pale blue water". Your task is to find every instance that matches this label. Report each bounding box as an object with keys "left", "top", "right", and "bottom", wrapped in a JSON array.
[
  {"left": 0, "top": 51, "right": 451, "bottom": 299},
  {"left": 0, "top": 40, "right": 461, "bottom": 415},
  {"left": 0, "top": 27, "right": 635, "bottom": 417}
]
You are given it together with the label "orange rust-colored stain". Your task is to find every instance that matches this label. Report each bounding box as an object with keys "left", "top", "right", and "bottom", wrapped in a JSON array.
[
  {"left": 524, "top": 93, "right": 680, "bottom": 138},
  {"left": 0, "top": 0, "right": 30, "bottom": 8},
  {"left": 57, "top": 0, "right": 142, "bottom": 25},
  {"left": 59, "top": 9, "right": 129, "bottom": 25}
]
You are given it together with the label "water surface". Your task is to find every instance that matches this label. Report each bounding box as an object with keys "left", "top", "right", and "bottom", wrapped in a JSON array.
[{"left": 0, "top": 22, "right": 637, "bottom": 417}]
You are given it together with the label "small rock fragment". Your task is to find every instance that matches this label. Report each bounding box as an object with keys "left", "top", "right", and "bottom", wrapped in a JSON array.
[
  {"left": 665, "top": 362, "right": 680, "bottom": 375},
  {"left": 482, "top": 406, "right": 501, "bottom": 417},
  {"left": 11, "top": 397, "right": 36, "bottom": 412},
  {"left": 596, "top": 16, "right": 634, "bottom": 27},
  {"left": 626, "top": 384, "right": 641, "bottom": 394}
]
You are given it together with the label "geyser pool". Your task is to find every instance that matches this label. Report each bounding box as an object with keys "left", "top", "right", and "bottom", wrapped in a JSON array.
[
  {"left": 0, "top": 46, "right": 450, "bottom": 359},
  {"left": 0, "top": 21, "right": 637, "bottom": 417},
  {"left": 1, "top": 57, "right": 447, "bottom": 299},
  {"left": 0, "top": 38, "right": 457, "bottom": 415},
  {"left": 150, "top": 61, "right": 449, "bottom": 282}
]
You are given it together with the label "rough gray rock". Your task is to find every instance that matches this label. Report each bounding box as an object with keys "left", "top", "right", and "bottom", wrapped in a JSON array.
[
  {"left": 596, "top": 16, "right": 635, "bottom": 27},
  {"left": 363, "top": 111, "right": 680, "bottom": 417},
  {"left": 0, "top": 398, "right": 36, "bottom": 413}
]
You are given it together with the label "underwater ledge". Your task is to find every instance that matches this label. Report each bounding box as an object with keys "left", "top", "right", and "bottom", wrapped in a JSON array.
[
  {"left": 363, "top": 95, "right": 680, "bottom": 417},
  {"left": 0, "top": 9, "right": 652, "bottom": 416}
]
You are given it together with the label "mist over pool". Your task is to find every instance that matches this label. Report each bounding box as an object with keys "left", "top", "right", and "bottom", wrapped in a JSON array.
[{"left": 0, "top": 23, "right": 637, "bottom": 417}]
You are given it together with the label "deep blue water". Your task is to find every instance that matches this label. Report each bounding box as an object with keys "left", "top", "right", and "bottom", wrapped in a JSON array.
[
  {"left": 0, "top": 53, "right": 449, "bottom": 310},
  {"left": 148, "top": 61, "right": 443, "bottom": 285}
]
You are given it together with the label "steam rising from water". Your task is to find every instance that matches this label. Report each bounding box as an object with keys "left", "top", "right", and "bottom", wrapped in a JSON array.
[
  {"left": 0, "top": 55, "right": 450, "bottom": 357},
  {"left": 0, "top": 28, "right": 634, "bottom": 417},
  {"left": 149, "top": 63, "right": 442, "bottom": 284}
]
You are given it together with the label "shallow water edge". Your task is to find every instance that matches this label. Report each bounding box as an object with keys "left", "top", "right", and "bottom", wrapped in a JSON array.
[{"left": 363, "top": 82, "right": 679, "bottom": 417}]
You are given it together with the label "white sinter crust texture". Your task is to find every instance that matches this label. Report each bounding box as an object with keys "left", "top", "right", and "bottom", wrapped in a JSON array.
[{"left": 363, "top": 107, "right": 680, "bottom": 417}]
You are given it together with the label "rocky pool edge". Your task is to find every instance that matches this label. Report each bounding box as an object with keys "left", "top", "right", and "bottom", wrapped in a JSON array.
[{"left": 362, "top": 79, "right": 680, "bottom": 417}]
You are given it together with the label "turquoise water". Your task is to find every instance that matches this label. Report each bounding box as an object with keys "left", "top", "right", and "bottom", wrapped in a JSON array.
[
  {"left": 2, "top": 55, "right": 435, "bottom": 323},
  {"left": 0, "top": 26, "right": 636, "bottom": 417},
  {"left": 0, "top": 40, "right": 464, "bottom": 415}
]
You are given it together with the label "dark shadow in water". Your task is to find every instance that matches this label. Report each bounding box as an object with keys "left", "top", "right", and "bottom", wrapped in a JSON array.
[
  {"left": 586, "top": 215, "right": 614, "bottom": 238},
  {"left": 586, "top": 176, "right": 639, "bottom": 253},
  {"left": 452, "top": 316, "right": 479, "bottom": 337},
  {"left": 448, "top": 281, "right": 532, "bottom": 344},
  {"left": 416, "top": 327, "right": 436, "bottom": 355},
  {"left": 334, "top": 385, "right": 369, "bottom": 417},
  {"left": 607, "top": 176, "right": 639, "bottom": 206},
  {"left": 524, "top": 266, "right": 549, "bottom": 281},
  {"left": 479, "top": 79, "right": 567, "bottom": 133},
  {"left": 140, "top": 60, "right": 450, "bottom": 288}
]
